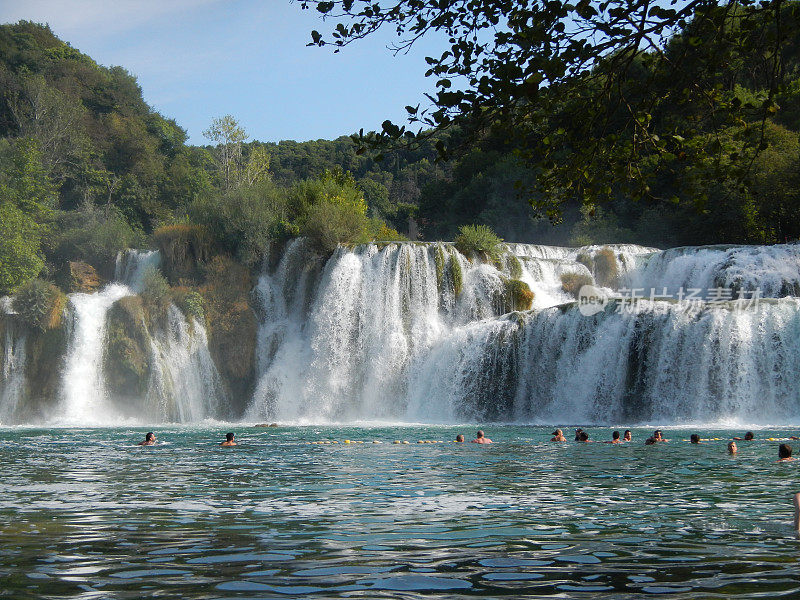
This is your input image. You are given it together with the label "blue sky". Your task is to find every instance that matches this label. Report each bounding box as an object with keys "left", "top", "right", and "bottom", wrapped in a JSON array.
[{"left": 0, "top": 0, "right": 446, "bottom": 144}]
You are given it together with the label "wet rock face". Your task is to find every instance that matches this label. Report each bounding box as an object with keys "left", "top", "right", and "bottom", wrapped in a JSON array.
[
  {"left": 104, "top": 296, "right": 151, "bottom": 398},
  {"left": 62, "top": 261, "right": 102, "bottom": 293},
  {"left": 201, "top": 256, "right": 257, "bottom": 410}
]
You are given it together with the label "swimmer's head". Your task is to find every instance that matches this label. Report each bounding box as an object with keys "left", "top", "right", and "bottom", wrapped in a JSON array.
[
  {"left": 578, "top": 431, "right": 589, "bottom": 442},
  {"left": 552, "top": 429, "right": 563, "bottom": 436},
  {"left": 226, "top": 432, "right": 235, "bottom": 442},
  {"left": 779, "top": 443, "right": 792, "bottom": 459},
  {"left": 145, "top": 432, "right": 154, "bottom": 441},
  {"left": 690, "top": 434, "right": 700, "bottom": 444},
  {"left": 728, "top": 441, "right": 737, "bottom": 454},
  {"left": 455, "top": 434, "right": 464, "bottom": 442},
  {"left": 476, "top": 430, "right": 484, "bottom": 439},
  {"left": 612, "top": 431, "right": 620, "bottom": 440},
  {"left": 623, "top": 430, "right": 631, "bottom": 439},
  {"left": 744, "top": 431, "right": 754, "bottom": 441}
]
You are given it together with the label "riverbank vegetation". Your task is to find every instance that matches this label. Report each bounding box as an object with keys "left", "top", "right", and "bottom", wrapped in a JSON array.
[{"left": 1, "top": 6, "right": 800, "bottom": 299}]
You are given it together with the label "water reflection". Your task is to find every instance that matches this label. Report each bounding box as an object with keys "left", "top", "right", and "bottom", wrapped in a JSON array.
[{"left": 1, "top": 426, "right": 799, "bottom": 598}]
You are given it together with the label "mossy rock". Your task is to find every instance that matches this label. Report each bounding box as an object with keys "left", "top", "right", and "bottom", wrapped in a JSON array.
[
  {"left": 104, "top": 296, "right": 152, "bottom": 398},
  {"left": 594, "top": 247, "right": 619, "bottom": 288},
  {"left": 12, "top": 279, "right": 66, "bottom": 332},
  {"left": 505, "top": 279, "right": 534, "bottom": 311},
  {"left": 24, "top": 323, "right": 68, "bottom": 410},
  {"left": 561, "top": 272, "right": 594, "bottom": 298},
  {"left": 153, "top": 224, "right": 213, "bottom": 285},
  {"left": 57, "top": 261, "right": 102, "bottom": 293},
  {"left": 201, "top": 255, "right": 257, "bottom": 406}
]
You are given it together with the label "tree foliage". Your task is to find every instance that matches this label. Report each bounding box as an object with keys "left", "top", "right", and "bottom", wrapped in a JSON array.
[{"left": 301, "top": 0, "right": 800, "bottom": 218}]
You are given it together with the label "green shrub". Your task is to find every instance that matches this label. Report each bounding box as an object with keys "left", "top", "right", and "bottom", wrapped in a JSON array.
[
  {"left": 434, "top": 244, "right": 446, "bottom": 291},
  {"left": 190, "top": 180, "right": 289, "bottom": 266},
  {"left": 172, "top": 288, "right": 205, "bottom": 321},
  {"left": 560, "top": 272, "right": 594, "bottom": 298},
  {"left": 594, "top": 247, "right": 619, "bottom": 287},
  {"left": 505, "top": 278, "right": 534, "bottom": 311},
  {"left": 303, "top": 199, "right": 372, "bottom": 253},
  {"left": 450, "top": 252, "right": 463, "bottom": 296},
  {"left": 454, "top": 224, "right": 504, "bottom": 262},
  {"left": 140, "top": 266, "right": 171, "bottom": 320},
  {"left": 507, "top": 255, "right": 523, "bottom": 280},
  {"left": 0, "top": 203, "right": 44, "bottom": 294},
  {"left": 47, "top": 207, "right": 145, "bottom": 275},
  {"left": 12, "top": 278, "right": 65, "bottom": 331}
]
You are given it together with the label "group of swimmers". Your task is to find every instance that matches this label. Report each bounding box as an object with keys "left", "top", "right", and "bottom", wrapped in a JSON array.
[
  {"left": 545, "top": 427, "right": 798, "bottom": 461},
  {"left": 138, "top": 432, "right": 237, "bottom": 447}
]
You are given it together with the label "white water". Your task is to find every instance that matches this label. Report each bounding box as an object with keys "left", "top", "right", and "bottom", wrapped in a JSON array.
[
  {"left": 247, "top": 241, "right": 800, "bottom": 425},
  {"left": 146, "top": 305, "right": 224, "bottom": 422},
  {"left": 625, "top": 243, "right": 800, "bottom": 298},
  {"left": 0, "top": 300, "right": 27, "bottom": 424}
]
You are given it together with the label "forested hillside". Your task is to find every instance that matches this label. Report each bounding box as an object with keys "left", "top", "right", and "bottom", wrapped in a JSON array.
[{"left": 1, "top": 12, "right": 800, "bottom": 297}]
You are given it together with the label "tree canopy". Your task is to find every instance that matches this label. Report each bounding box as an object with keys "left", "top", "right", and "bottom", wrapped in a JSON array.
[{"left": 301, "top": 0, "right": 800, "bottom": 217}]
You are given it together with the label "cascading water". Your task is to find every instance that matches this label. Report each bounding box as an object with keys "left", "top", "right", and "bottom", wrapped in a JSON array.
[
  {"left": 146, "top": 305, "right": 225, "bottom": 422},
  {"left": 246, "top": 241, "right": 656, "bottom": 422},
  {"left": 0, "top": 300, "right": 27, "bottom": 424},
  {"left": 624, "top": 243, "right": 800, "bottom": 298},
  {"left": 57, "top": 250, "right": 160, "bottom": 424},
  {"left": 247, "top": 240, "right": 800, "bottom": 425}
]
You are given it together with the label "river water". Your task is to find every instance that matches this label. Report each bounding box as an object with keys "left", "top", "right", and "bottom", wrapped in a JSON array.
[{"left": 1, "top": 425, "right": 799, "bottom": 598}]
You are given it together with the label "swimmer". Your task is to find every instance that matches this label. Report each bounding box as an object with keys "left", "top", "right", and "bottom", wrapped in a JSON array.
[
  {"left": 472, "top": 430, "right": 492, "bottom": 444},
  {"left": 220, "top": 432, "right": 237, "bottom": 447},
  {"left": 690, "top": 434, "right": 701, "bottom": 444},
  {"left": 577, "top": 431, "right": 589, "bottom": 442},
  {"left": 607, "top": 431, "right": 621, "bottom": 444},
  {"left": 778, "top": 444, "right": 794, "bottom": 461},
  {"left": 138, "top": 432, "right": 156, "bottom": 446},
  {"left": 653, "top": 429, "right": 669, "bottom": 442},
  {"left": 728, "top": 441, "right": 737, "bottom": 454},
  {"left": 551, "top": 429, "right": 567, "bottom": 442},
  {"left": 455, "top": 434, "right": 465, "bottom": 443},
  {"left": 733, "top": 431, "right": 755, "bottom": 441},
  {"left": 574, "top": 428, "right": 584, "bottom": 441},
  {"left": 623, "top": 430, "right": 632, "bottom": 442},
  {"left": 645, "top": 436, "right": 656, "bottom": 445}
]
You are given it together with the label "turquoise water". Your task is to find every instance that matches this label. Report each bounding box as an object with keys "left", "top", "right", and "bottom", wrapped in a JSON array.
[{"left": 1, "top": 426, "right": 799, "bottom": 598}]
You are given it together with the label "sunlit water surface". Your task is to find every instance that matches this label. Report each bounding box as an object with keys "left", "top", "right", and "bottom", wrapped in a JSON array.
[{"left": 1, "top": 426, "right": 799, "bottom": 599}]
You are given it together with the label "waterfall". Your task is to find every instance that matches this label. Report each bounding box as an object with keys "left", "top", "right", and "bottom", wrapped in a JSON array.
[
  {"left": 146, "top": 305, "right": 224, "bottom": 422},
  {"left": 248, "top": 241, "right": 800, "bottom": 425},
  {"left": 0, "top": 301, "right": 27, "bottom": 424},
  {"left": 625, "top": 243, "right": 800, "bottom": 298},
  {"left": 246, "top": 241, "right": 657, "bottom": 422},
  {"left": 410, "top": 298, "right": 800, "bottom": 425}
]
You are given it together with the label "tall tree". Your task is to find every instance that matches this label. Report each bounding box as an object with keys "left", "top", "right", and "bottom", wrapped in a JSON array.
[{"left": 203, "top": 115, "right": 248, "bottom": 190}]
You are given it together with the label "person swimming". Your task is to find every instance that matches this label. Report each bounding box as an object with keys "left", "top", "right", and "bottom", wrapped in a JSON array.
[
  {"left": 551, "top": 429, "right": 567, "bottom": 442},
  {"left": 778, "top": 444, "right": 794, "bottom": 461},
  {"left": 455, "top": 434, "right": 465, "bottom": 443},
  {"left": 138, "top": 432, "right": 155, "bottom": 446},
  {"left": 728, "top": 441, "right": 737, "bottom": 455},
  {"left": 733, "top": 431, "right": 754, "bottom": 441},
  {"left": 607, "top": 431, "right": 621, "bottom": 444},
  {"left": 574, "top": 428, "right": 584, "bottom": 441},
  {"left": 472, "top": 430, "right": 492, "bottom": 444},
  {"left": 220, "top": 432, "right": 237, "bottom": 447},
  {"left": 690, "top": 434, "right": 701, "bottom": 444},
  {"left": 653, "top": 430, "right": 668, "bottom": 442},
  {"left": 577, "top": 431, "right": 589, "bottom": 442},
  {"left": 623, "top": 430, "right": 632, "bottom": 442}
]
